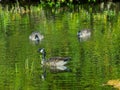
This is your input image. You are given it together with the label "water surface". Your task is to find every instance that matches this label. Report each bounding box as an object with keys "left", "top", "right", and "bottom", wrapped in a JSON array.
[{"left": 0, "top": 3, "right": 120, "bottom": 90}]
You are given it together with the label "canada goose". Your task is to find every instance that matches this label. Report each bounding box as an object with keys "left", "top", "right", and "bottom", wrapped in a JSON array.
[
  {"left": 77, "top": 29, "right": 91, "bottom": 41},
  {"left": 38, "top": 48, "right": 70, "bottom": 66},
  {"left": 29, "top": 31, "right": 44, "bottom": 42}
]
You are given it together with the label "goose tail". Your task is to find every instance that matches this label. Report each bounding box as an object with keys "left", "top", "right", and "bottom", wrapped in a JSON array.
[{"left": 63, "top": 57, "right": 71, "bottom": 62}]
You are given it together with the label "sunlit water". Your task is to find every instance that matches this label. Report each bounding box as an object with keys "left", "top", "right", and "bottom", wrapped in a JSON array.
[{"left": 0, "top": 3, "right": 120, "bottom": 90}]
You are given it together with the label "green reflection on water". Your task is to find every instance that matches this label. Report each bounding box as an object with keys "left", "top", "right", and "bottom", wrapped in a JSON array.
[{"left": 0, "top": 5, "right": 120, "bottom": 90}]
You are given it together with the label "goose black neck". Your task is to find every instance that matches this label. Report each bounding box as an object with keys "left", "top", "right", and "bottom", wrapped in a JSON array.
[{"left": 42, "top": 51, "right": 46, "bottom": 60}]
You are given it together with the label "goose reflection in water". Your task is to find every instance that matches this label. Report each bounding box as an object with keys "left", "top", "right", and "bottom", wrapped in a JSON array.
[{"left": 41, "top": 65, "right": 71, "bottom": 80}]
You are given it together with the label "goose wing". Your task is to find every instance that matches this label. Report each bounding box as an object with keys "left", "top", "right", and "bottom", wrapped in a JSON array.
[
  {"left": 47, "top": 57, "right": 70, "bottom": 66},
  {"left": 48, "top": 57, "right": 70, "bottom": 62}
]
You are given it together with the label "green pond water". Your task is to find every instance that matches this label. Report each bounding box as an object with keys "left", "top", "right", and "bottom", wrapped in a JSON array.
[{"left": 0, "top": 4, "right": 120, "bottom": 90}]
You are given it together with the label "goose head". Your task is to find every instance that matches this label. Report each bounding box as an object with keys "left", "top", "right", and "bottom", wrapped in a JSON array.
[{"left": 38, "top": 48, "right": 45, "bottom": 54}]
